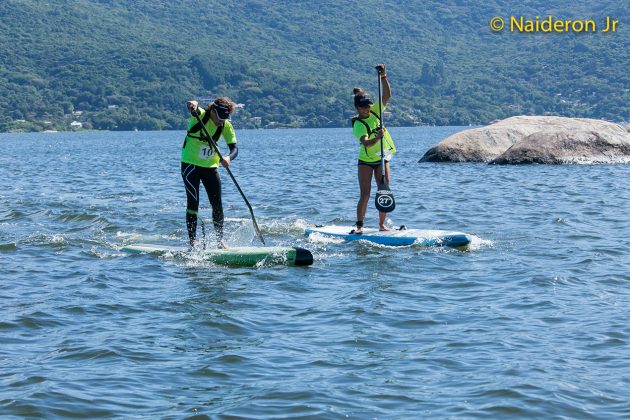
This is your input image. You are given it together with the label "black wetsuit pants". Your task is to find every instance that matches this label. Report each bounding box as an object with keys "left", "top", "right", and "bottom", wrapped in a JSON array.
[{"left": 181, "top": 162, "right": 223, "bottom": 244}]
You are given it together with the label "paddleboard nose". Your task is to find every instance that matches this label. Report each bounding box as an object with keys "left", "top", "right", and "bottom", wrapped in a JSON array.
[{"left": 293, "top": 247, "right": 314, "bottom": 266}]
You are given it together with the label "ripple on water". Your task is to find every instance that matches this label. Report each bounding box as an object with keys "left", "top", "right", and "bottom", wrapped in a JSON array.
[{"left": 1, "top": 129, "right": 630, "bottom": 418}]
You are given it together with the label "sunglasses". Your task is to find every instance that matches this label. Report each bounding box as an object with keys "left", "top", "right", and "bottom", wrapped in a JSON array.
[{"left": 213, "top": 104, "right": 231, "bottom": 120}]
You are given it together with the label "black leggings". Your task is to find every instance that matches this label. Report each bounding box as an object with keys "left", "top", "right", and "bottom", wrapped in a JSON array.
[{"left": 181, "top": 162, "right": 223, "bottom": 244}]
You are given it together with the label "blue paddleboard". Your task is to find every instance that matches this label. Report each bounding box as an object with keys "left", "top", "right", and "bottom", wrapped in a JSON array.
[{"left": 305, "top": 225, "right": 471, "bottom": 247}]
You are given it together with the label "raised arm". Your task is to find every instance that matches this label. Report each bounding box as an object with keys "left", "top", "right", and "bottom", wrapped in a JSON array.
[{"left": 376, "top": 64, "right": 391, "bottom": 106}]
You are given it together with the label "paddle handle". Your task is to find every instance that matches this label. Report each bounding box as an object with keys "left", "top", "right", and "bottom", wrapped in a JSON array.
[{"left": 376, "top": 67, "right": 386, "bottom": 184}]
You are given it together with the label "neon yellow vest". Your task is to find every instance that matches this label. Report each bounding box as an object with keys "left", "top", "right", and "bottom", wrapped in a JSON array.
[
  {"left": 181, "top": 109, "right": 236, "bottom": 168},
  {"left": 352, "top": 101, "right": 396, "bottom": 162}
]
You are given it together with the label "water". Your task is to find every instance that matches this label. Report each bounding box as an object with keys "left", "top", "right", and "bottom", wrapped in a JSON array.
[{"left": 1, "top": 127, "right": 629, "bottom": 418}]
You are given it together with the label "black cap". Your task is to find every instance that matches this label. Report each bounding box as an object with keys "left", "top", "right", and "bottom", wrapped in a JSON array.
[
  {"left": 354, "top": 95, "right": 373, "bottom": 107},
  {"left": 213, "top": 103, "right": 231, "bottom": 120}
]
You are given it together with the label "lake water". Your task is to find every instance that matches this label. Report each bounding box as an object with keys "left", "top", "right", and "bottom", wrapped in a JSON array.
[{"left": 1, "top": 127, "right": 629, "bottom": 418}]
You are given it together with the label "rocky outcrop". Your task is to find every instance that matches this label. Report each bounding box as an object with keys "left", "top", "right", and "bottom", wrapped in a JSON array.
[
  {"left": 419, "top": 116, "right": 630, "bottom": 164},
  {"left": 490, "top": 130, "right": 630, "bottom": 164},
  {"left": 419, "top": 124, "right": 528, "bottom": 163}
]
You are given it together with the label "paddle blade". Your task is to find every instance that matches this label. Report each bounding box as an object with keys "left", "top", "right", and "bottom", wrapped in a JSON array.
[{"left": 375, "top": 181, "right": 395, "bottom": 212}]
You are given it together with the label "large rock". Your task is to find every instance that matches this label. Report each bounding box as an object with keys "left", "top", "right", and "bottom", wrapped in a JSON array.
[
  {"left": 491, "top": 130, "right": 630, "bottom": 164},
  {"left": 419, "top": 116, "right": 630, "bottom": 164}
]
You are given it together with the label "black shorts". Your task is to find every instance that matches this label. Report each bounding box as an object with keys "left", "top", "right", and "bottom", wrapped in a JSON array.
[{"left": 357, "top": 160, "right": 384, "bottom": 168}]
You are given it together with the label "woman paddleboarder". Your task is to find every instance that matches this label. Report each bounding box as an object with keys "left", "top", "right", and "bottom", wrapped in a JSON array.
[
  {"left": 351, "top": 64, "right": 397, "bottom": 233},
  {"left": 181, "top": 97, "right": 238, "bottom": 248}
]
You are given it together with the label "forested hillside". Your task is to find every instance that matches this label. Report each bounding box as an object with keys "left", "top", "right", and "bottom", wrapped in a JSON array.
[{"left": 1, "top": 0, "right": 628, "bottom": 132}]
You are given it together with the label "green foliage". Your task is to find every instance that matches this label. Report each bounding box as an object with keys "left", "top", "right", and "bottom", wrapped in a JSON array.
[{"left": 0, "top": 0, "right": 628, "bottom": 132}]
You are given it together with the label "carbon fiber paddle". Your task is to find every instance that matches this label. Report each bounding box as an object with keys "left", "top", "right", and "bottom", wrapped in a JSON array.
[{"left": 374, "top": 66, "right": 395, "bottom": 213}]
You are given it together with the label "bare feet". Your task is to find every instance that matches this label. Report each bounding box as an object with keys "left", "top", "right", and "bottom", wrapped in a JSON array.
[{"left": 379, "top": 225, "right": 391, "bottom": 232}]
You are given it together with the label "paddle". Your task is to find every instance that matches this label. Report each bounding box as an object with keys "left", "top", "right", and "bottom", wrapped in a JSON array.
[
  {"left": 191, "top": 108, "right": 265, "bottom": 245},
  {"left": 374, "top": 66, "right": 395, "bottom": 213}
]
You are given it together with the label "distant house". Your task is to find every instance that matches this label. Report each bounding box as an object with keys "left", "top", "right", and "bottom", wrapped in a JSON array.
[{"left": 70, "top": 121, "right": 83, "bottom": 129}]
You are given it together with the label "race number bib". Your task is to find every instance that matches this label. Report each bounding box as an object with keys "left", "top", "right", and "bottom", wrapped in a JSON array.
[{"left": 198, "top": 145, "right": 215, "bottom": 160}]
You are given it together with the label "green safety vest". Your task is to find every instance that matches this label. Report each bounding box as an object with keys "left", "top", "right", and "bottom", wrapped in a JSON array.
[
  {"left": 181, "top": 109, "right": 236, "bottom": 168},
  {"left": 352, "top": 102, "right": 396, "bottom": 162}
]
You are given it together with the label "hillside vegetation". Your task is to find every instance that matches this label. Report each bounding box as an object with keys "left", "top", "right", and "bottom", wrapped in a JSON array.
[{"left": 1, "top": 0, "right": 628, "bottom": 132}]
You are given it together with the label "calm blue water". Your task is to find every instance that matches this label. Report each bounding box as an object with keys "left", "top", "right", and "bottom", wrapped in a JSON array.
[{"left": 1, "top": 127, "right": 629, "bottom": 418}]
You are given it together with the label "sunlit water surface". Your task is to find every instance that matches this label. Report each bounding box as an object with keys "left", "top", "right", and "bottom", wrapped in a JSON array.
[{"left": 1, "top": 128, "right": 629, "bottom": 418}]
